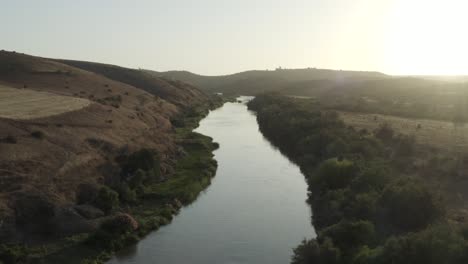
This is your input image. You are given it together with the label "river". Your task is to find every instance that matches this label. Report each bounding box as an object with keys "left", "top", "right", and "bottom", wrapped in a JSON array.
[{"left": 108, "top": 97, "right": 315, "bottom": 264}]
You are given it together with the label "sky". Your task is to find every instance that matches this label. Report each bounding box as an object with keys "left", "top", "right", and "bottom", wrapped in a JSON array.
[{"left": 1, "top": 0, "right": 468, "bottom": 75}]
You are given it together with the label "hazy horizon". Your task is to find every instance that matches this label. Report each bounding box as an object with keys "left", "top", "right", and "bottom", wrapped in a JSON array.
[{"left": 2, "top": 0, "right": 468, "bottom": 76}]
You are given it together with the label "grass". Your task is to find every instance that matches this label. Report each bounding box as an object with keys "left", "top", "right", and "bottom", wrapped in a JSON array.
[
  {"left": 339, "top": 111, "right": 468, "bottom": 152},
  {"left": 144, "top": 132, "right": 217, "bottom": 204}
]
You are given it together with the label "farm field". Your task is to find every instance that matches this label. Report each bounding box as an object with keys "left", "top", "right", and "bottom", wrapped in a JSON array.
[
  {"left": 339, "top": 111, "right": 468, "bottom": 152},
  {"left": 0, "top": 85, "right": 90, "bottom": 120}
]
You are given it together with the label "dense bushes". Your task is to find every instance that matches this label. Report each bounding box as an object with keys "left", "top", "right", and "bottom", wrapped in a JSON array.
[
  {"left": 118, "top": 149, "right": 160, "bottom": 179},
  {"left": 86, "top": 213, "right": 139, "bottom": 251},
  {"left": 311, "top": 159, "right": 357, "bottom": 190},
  {"left": 0, "top": 244, "right": 29, "bottom": 264},
  {"left": 249, "top": 94, "right": 463, "bottom": 264},
  {"left": 373, "top": 225, "right": 468, "bottom": 264},
  {"left": 379, "top": 179, "right": 444, "bottom": 231},
  {"left": 93, "top": 186, "right": 119, "bottom": 213}
]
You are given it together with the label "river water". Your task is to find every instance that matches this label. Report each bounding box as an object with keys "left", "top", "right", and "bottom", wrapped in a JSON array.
[{"left": 108, "top": 97, "right": 315, "bottom": 264}]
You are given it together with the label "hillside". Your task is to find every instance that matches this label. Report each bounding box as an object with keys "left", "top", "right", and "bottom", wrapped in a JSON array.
[
  {"left": 276, "top": 77, "right": 468, "bottom": 121},
  {"left": 150, "top": 68, "right": 388, "bottom": 95},
  {"left": 55, "top": 60, "right": 208, "bottom": 109},
  {"left": 0, "top": 51, "right": 214, "bottom": 246}
]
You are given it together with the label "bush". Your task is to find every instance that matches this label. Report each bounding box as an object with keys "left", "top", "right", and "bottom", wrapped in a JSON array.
[
  {"left": 374, "top": 123, "right": 394, "bottom": 141},
  {"left": 1, "top": 135, "right": 16, "bottom": 144},
  {"left": 86, "top": 213, "right": 138, "bottom": 251},
  {"left": 128, "top": 169, "right": 146, "bottom": 189},
  {"left": 350, "top": 164, "right": 390, "bottom": 193},
  {"left": 321, "top": 220, "right": 376, "bottom": 250},
  {"left": 119, "top": 149, "right": 160, "bottom": 178},
  {"left": 0, "top": 244, "right": 29, "bottom": 264},
  {"left": 101, "top": 213, "right": 138, "bottom": 234},
  {"left": 346, "top": 191, "right": 378, "bottom": 220},
  {"left": 30, "top": 130, "right": 45, "bottom": 139},
  {"left": 93, "top": 186, "right": 119, "bottom": 213},
  {"left": 115, "top": 183, "right": 137, "bottom": 204},
  {"left": 379, "top": 179, "right": 444, "bottom": 231},
  {"left": 373, "top": 224, "right": 468, "bottom": 264},
  {"left": 292, "top": 238, "right": 341, "bottom": 264},
  {"left": 76, "top": 183, "right": 100, "bottom": 204},
  {"left": 312, "top": 159, "right": 357, "bottom": 190},
  {"left": 14, "top": 194, "right": 55, "bottom": 232}
]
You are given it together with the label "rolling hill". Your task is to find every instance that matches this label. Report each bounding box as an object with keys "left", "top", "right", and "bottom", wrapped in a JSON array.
[
  {"left": 150, "top": 68, "right": 388, "bottom": 95},
  {"left": 0, "top": 51, "right": 214, "bottom": 244}
]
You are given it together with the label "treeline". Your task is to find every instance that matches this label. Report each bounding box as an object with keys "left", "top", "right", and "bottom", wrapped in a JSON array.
[{"left": 248, "top": 94, "right": 468, "bottom": 264}]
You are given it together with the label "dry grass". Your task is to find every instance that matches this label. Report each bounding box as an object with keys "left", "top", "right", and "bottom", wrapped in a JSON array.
[
  {"left": 339, "top": 111, "right": 468, "bottom": 152},
  {"left": 0, "top": 85, "right": 90, "bottom": 120}
]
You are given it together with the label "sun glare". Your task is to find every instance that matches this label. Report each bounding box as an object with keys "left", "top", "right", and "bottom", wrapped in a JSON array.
[{"left": 384, "top": 0, "right": 468, "bottom": 75}]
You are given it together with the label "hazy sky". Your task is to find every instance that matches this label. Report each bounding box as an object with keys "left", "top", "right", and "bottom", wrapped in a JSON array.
[{"left": 1, "top": 0, "right": 467, "bottom": 75}]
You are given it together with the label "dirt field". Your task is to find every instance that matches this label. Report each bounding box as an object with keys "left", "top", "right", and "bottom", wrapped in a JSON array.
[
  {"left": 0, "top": 85, "right": 91, "bottom": 119},
  {"left": 339, "top": 111, "right": 468, "bottom": 152}
]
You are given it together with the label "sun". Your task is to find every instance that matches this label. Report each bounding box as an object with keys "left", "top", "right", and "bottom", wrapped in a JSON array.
[{"left": 383, "top": 0, "right": 468, "bottom": 75}]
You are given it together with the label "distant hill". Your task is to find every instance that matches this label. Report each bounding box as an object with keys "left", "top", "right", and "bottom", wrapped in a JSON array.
[
  {"left": 276, "top": 76, "right": 468, "bottom": 121},
  {"left": 153, "top": 66, "right": 468, "bottom": 122},
  {"left": 54, "top": 59, "right": 208, "bottom": 109},
  {"left": 149, "top": 68, "right": 388, "bottom": 95}
]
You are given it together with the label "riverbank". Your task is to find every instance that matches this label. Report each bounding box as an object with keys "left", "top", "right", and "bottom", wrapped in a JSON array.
[
  {"left": 107, "top": 96, "right": 312, "bottom": 264},
  {"left": 0, "top": 100, "right": 223, "bottom": 264},
  {"left": 248, "top": 94, "right": 468, "bottom": 264}
]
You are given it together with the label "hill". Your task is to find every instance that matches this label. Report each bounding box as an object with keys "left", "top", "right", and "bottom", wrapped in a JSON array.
[
  {"left": 0, "top": 51, "right": 214, "bottom": 246},
  {"left": 150, "top": 68, "right": 388, "bottom": 95},
  {"left": 154, "top": 67, "right": 468, "bottom": 122}
]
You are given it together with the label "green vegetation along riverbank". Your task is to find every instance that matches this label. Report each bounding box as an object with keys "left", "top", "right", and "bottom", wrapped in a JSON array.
[
  {"left": 0, "top": 101, "right": 222, "bottom": 264},
  {"left": 248, "top": 94, "right": 468, "bottom": 264}
]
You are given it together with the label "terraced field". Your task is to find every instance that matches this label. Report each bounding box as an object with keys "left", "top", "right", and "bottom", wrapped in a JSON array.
[{"left": 0, "top": 85, "right": 90, "bottom": 119}]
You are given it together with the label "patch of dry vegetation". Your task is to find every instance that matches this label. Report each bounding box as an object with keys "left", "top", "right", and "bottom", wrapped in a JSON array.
[{"left": 0, "top": 85, "right": 90, "bottom": 120}]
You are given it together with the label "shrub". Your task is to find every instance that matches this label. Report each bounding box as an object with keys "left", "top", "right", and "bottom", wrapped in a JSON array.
[
  {"left": 128, "top": 169, "right": 146, "bottom": 189},
  {"left": 373, "top": 224, "right": 468, "bottom": 264},
  {"left": 76, "top": 183, "right": 100, "bottom": 204},
  {"left": 292, "top": 239, "right": 320, "bottom": 264},
  {"left": 321, "top": 220, "right": 376, "bottom": 250},
  {"left": 93, "top": 186, "right": 119, "bottom": 213},
  {"left": 14, "top": 194, "right": 55, "bottom": 233},
  {"left": 312, "top": 158, "right": 357, "bottom": 190},
  {"left": 119, "top": 149, "right": 160, "bottom": 179},
  {"left": 292, "top": 238, "right": 341, "bottom": 264},
  {"left": 30, "top": 130, "right": 45, "bottom": 139},
  {"left": 0, "top": 244, "right": 28, "bottom": 264},
  {"left": 1, "top": 135, "right": 16, "bottom": 144},
  {"left": 101, "top": 213, "right": 138, "bottom": 234},
  {"left": 379, "top": 179, "right": 444, "bottom": 231},
  {"left": 394, "top": 134, "right": 416, "bottom": 156},
  {"left": 346, "top": 191, "right": 378, "bottom": 220},
  {"left": 115, "top": 183, "right": 137, "bottom": 204},
  {"left": 350, "top": 164, "right": 390, "bottom": 193},
  {"left": 87, "top": 213, "right": 138, "bottom": 251},
  {"left": 374, "top": 123, "right": 394, "bottom": 141}
]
